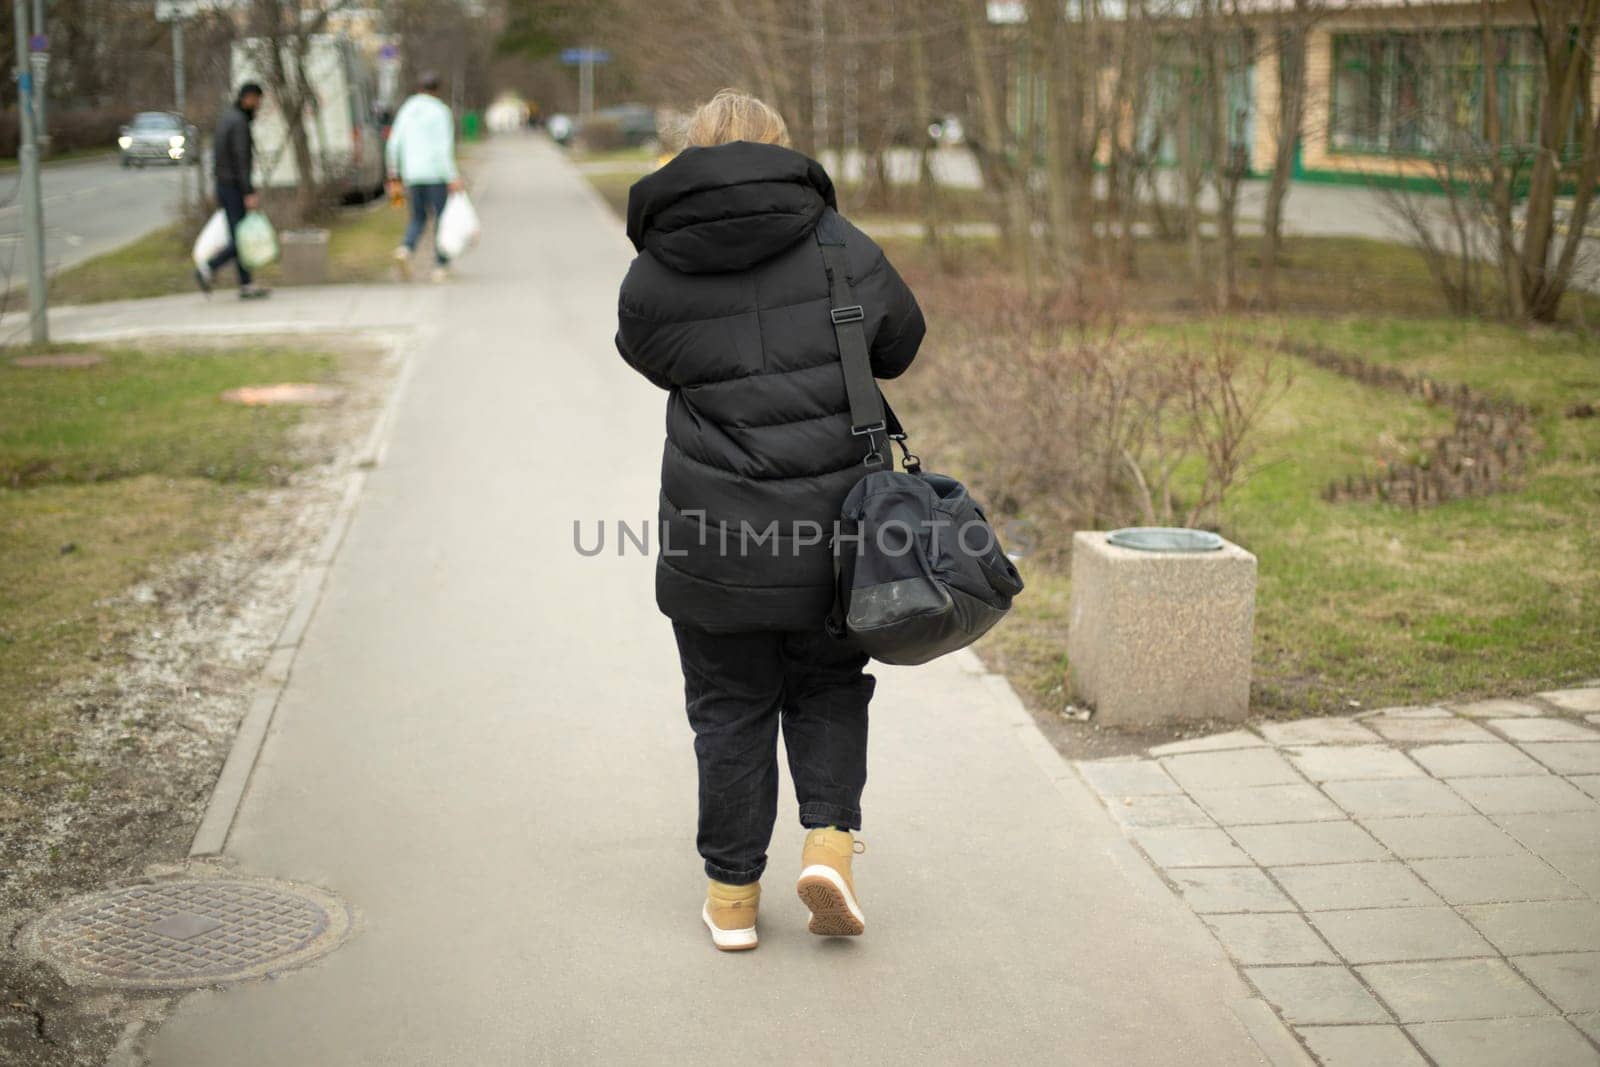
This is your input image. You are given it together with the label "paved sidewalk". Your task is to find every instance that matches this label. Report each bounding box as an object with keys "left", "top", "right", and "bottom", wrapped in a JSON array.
[
  {"left": 1080, "top": 687, "right": 1600, "bottom": 1066},
  {"left": 132, "top": 136, "right": 1292, "bottom": 1064},
  {"left": 1, "top": 283, "right": 443, "bottom": 344}
]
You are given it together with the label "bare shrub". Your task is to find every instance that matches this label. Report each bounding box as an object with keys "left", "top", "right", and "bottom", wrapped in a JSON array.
[{"left": 900, "top": 275, "right": 1285, "bottom": 560}]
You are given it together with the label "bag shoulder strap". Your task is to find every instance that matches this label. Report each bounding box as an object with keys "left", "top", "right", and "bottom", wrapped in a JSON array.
[{"left": 815, "top": 213, "right": 894, "bottom": 470}]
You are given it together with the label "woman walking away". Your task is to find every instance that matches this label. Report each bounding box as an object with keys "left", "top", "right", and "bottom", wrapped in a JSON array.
[{"left": 615, "top": 90, "right": 924, "bottom": 952}]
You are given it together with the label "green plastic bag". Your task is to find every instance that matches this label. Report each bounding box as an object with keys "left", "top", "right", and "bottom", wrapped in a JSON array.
[{"left": 235, "top": 211, "right": 279, "bottom": 271}]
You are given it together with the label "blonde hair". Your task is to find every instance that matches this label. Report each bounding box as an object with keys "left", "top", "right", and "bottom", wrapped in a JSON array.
[{"left": 685, "top": 89, "right": 791, "bottom": 148}]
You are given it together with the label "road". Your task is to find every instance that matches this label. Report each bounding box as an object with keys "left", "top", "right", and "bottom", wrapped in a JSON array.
[
  {"left": 0, "top": 155, "right": 188, "bottom": 287},
  {"left": 54, "top": 135, "right": 1292, "bottom": 1065}
]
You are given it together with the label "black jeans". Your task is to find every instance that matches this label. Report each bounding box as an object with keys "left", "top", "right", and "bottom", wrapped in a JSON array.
[
  {"left": 404, "top": 182, "right": 450, "bottom": 264},
  {"left": 673, "top": 623, "right": 874, "bottom": 885},
  {"left": 207, "top": 181, "right": 252, "bottom": 286}
]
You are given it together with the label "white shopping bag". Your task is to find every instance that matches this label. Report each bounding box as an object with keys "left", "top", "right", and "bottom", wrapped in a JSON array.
[
  {"left": 192, "top": 209, "right": 229, "bottom": 269},
  {"left": 436, "top": 191, "right": 481, "bottom": 261}
]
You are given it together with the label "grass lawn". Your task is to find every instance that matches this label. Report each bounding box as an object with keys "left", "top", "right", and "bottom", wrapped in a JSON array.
[
  {"left": 47, "top": 200, "right": 409, "bottom": 306},
  {"left": 0, "top": 342, "right": 335, "bottom": 803},
  {"left": 905, "top": 311, "right": 1600, "bottom": 716},
  {"left": 581, "top": 163, "right": 1600, "bottom": 720}
]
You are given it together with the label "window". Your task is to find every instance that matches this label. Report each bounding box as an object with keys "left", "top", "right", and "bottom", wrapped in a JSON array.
[{"left": 1329, "top": 28, "right": 1551, "bottom": 157}]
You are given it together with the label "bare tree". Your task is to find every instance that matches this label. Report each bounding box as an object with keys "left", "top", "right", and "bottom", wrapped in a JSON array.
[{"left": 1260, "top": 0, "right": 1318, "bottom": 309}]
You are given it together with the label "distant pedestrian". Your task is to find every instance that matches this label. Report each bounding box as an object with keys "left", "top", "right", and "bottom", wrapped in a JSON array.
[
  {"left": 195, "top": 82, "right": 269, "bottom": 300},
  {"left": 616, "top": 90, "right": 925, "bottom": 952},
  {"left": 386, "top": 71, "right": 462, "bottom": 283}
]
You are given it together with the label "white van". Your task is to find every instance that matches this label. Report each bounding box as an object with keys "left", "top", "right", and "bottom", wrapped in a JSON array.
[{"left": 230, "top": 34, "right": 386, "bottom": 201}]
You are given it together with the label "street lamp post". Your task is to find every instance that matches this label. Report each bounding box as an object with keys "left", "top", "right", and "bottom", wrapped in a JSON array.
[
  {"left": 29, "top": 0, "right": 47, "bottom": 152},
  {"left": 12, "top": 0, "right": 49, "bottom": 344}
]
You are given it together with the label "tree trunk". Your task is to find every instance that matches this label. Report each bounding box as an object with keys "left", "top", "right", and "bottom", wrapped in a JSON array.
[
  {"left": 961, "top": 0, "right": 1035, "bottom": 290},
  {"left": 1261, "top": 6, "right": 1308, "bottom": 309},
  {"left": 909, "top": 20, "right": 945, "bottom": 260}
]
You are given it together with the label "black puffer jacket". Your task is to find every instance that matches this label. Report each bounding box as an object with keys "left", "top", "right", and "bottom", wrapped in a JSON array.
[
  {"left": 616, "top": 141, "right": 925, "bottom": 632},
  {"left": 213, "top": 105, "right": 255, "bottom": 193}
]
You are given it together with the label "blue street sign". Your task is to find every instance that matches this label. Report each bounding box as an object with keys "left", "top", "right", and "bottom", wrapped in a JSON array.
[
  {"left": 560, "top": 48, "right": 610, "bottom": 65},
  {"left": 379, "top": 43, "right": 398, "bottom": 60},
  {"left": 28, "top": 34, "right": 47, "bottom": 51}
]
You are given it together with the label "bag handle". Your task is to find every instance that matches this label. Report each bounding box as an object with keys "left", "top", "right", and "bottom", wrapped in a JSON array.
[
  {"left": 815, "top": 216, "right": 894, "bottom": 470},
  {"left": 815, "top": 213, "right": 925, "bottom": 474}
]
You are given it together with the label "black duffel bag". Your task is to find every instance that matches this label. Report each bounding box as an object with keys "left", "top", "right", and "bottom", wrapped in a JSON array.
[{"left": 815, "top": 219, "right": 1023, "bottom": 665}]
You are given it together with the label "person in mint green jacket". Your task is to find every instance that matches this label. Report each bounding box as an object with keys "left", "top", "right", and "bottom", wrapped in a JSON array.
[{"left": 386, "top": 71, "right": 463, "bottom": 281}]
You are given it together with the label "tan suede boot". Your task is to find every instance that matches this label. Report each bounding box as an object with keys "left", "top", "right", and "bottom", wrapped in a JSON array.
[
  {"left": 703, "top": 879, "right": 760, "bottom": 951},
  {"left": 796, "top": 828, "right": 865, "bottom": 936}
]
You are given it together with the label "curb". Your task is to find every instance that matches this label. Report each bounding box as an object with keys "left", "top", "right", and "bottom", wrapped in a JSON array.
[
  {"left": 952, "top": 647, "right": 1312, "bottom": 1067},
  {"left": 187, "top": 326, "right": 419, "bottom": 857}
]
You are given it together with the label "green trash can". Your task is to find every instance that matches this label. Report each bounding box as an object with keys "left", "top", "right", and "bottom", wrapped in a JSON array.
[{"left": 462, "top": 111, "right": 482, "bottom": 141}]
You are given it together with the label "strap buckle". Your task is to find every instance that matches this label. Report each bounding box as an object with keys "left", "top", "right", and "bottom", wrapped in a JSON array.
[
  {"left": 853, "top": 422, "right": 887, "bottom": 468},
  {"left": 830, "top": 305, "right": 865, "bottom": 325}
]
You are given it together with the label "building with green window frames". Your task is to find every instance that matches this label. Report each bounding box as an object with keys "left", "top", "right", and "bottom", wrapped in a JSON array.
[{"left": 1267, "top": 1, "right": 1597, "bottom": 186}]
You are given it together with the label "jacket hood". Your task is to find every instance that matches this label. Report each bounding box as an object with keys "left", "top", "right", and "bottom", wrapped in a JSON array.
[{"left": 625, "top": 141, "right": 835, "bottom": 274}]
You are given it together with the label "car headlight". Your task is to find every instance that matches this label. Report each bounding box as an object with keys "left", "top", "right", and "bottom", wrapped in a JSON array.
[
  {"left": 169, "top": 134, "right": 186, "bottom": 148},
  {"left": 118, "top": 135, "right": 132, "bottom": 149}
]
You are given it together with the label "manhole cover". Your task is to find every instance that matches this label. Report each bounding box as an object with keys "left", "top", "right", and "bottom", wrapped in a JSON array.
[
  {"left": 11, "top": 353, "right": 105, "bottom": 368},
  {"left": 22, "top": 878, "right": 354, "bottom": 990},
  {"left": 220, "top": 382, "right": 343, "bottom": 406}
]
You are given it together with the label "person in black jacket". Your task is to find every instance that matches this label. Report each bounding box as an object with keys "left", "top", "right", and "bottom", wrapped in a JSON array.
[
  {"left": 616, "top": 89, "right": 924, "bottom": 952},
  {"left": 195, "top": 82, "right": 269, "bottom": 300}
]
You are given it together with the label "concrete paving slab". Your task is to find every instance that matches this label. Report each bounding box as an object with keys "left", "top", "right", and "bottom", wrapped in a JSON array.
[
  {"left": 1407, "top": 1018, "right": 1600, "bottom": 1066},
  {"left": 1461, "top": 900, "right": 1600, "bottom": 954},
  {"left": 1412, "top": 854, "right": 1586, "bottom": 905},
  {"left": 1492, "top": 810, "right": 1600, "bottom": 855},
  {"left": 1284, "top": 745, "right": 1424, "bottom": 782},
  {"left": 1358, "top": 814, "right": 1523, "bottom": 859},
  {"left": 1569, "top": 775, "right": 1600, "bottom": 801},
  {"left": 1149, "top": 730, "right": 1267, "bottom": 755},
  {"left": 1310, "top": 907, "right": 1495, "bottom": 964},
  {"left": 1296, "top": 1025, "right": 1427, "bottom": 1066},
  {"left": 1160, "top": 749, "right": 1304, "bottom": 791},
  {"left": 1170, "top": 867, "right": 1296, "bottom": 913},
  {"left": 1244, "top": 966, "right": 1392, "bottom": 1025},
  {"left": 1523, "top": 743, "right": 1600, "bottom": 775},
  {"left": 1323, "top": 778, "right": 1473, "bottom": 819},
  {"left": 1491, "top": 718, "right": 1600, "bottom": 743},
  {"left": 1075, "top": 758, "right": 1183, "bottom": 797},
  {"left": 1106, "top": 793, "right": 1217, "bottom": 829},
  {"left": 1190, "top": 784, "right": 1346, "bottom": 825},
  {"left": 1539, "top": 688, "right": 1600, "bottom": 714},
  {"left": 1449, "top": 775, "right": 1599, "bottom": 815},
  {"left": 1203, "top": 914, "right": 1338, "bottom": 965},
  {"left": 1410, "top": 743, "right": 1550, "bottom": 778},
  {"left": 1362, "top": 705, "right": 1454, "bottom": 719},
  {"left": 1359, "top": 958, "right": 1554, "bottom": 1021},
  {"left": 1573, "top": 1012, "right": 1600, "bottom": 1046},
  {"left": 1257, "top": 718, "right": 1379, "bottom": 746},
  {"left": 1367, "top": 717, "right": 1498, "bottom": 744},
  {"left": 1271, "top": 862, "right": 1441, "bottom": 911},
  {"left": 1451, "top": 698, "right": 1547, "bottom": 718},
  {"left": 1544, "top": 850, "right": 1600, "bottom": 895},
  {"left": 1228, "top": 821, "right": 1387, "bottom": 866},
  {"left": 1133, "top": 827, "right": 1253, "bottom": 868},
  {"left": 1512, "top": 952, "right": 1600, "bottom": 1013},
  {"left": 140, "top": 137, "right": 1284, "bottom": 1066}
]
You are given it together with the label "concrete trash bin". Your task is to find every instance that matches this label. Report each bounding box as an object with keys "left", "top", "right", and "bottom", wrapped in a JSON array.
[
  {"left": 1067, "top": 529, "right": 1257, "bottom": 726},
  {"left": 279, "top": 228, "right": 330, "bottom": 286}
]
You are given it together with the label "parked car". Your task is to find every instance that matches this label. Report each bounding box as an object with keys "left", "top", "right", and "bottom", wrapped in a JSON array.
[{"left": 118, "top": 111, "right": 199, "bottom": 167}]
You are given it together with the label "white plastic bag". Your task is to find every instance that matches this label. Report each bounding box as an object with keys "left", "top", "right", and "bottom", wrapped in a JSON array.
[
  {"left": 436, "top": 192, "right": 481, "bottom": 261},
  {"left": 192, "top": 209, "right": 229, "bottom": 269},
  {"left": 235, "top": 211, "right": 280, "bottom": 271}
]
